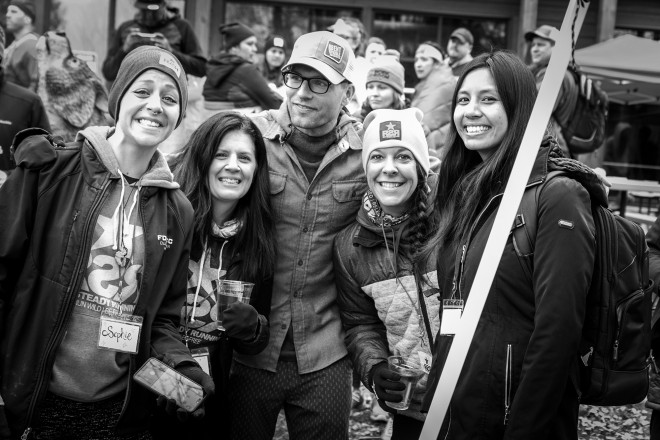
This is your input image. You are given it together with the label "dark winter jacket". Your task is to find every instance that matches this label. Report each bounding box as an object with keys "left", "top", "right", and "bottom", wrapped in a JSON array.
[
  {"left": 0, "top": 128, "right": 196, "bottom": 438},
  {"left": 424, "top": 141, "right": 601, "bottom": 439},
  {"left": 203, "top": 53, "right": 282, "bottom": 110},
  {"left": 0, "top": 79, "right": 50, "bottom": 171},
  {"left": 334, "top": 174, "right": 440, "bottom": 422},
  {"left": 102, "top": 7, "right": 206, "bottom": 81}
]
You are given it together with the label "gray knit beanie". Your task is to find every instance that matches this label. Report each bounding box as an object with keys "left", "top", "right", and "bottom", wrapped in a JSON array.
[{"left": 108, "top": 46, "right": 188, "bottom": 128}]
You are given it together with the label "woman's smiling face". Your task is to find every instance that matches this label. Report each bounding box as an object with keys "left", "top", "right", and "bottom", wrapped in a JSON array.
[
  {"left": 453, "top": 67, "right": 508, "bottom": 161},
  {"left": 366, "top": 146, "right": 418, "bottom": 217},
  {"left": 115, "top": 69, "right": 180, "bottom": 149}
]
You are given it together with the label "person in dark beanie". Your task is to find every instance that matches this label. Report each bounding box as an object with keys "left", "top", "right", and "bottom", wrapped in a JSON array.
[
  {"left": 102, "top": 0, "right": 206, "bottom": 83},
  {"left": 3, "top": 0, "right": 39, "bottom": 91},
  {"left": 0, "top": 45, "right": 214, "bottom": 439},
  {"left": 0, "top": 25, "right": 50, "bottom": 183},
  {"left": 353, "top": 57, "right": 407, "bottom": 122},
  {"left": 203, "top": 22, "right": 282, "bottom": 116},
  {"left": 257, "top": 35, "right": 288, "bottom": 89}
]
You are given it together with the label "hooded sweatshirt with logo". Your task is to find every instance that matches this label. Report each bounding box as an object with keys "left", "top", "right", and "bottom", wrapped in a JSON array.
[
  {"left": 0, "top": 126, "right": 196, "bottom": 436},
  {"left": 49, "top": 126, "right": 181, "bottom": 402}
]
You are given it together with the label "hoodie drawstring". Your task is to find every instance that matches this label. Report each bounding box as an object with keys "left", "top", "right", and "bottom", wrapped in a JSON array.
[
  {"left": 112, "top": 171, "right": 141, "bottom": 304},
  {"left": 189, "top": 238, "right": 229, "bottom": 324}
]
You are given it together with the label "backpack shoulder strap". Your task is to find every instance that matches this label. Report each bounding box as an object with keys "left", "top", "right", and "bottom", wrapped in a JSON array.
[{"left": 512, "top": 170, "right": 566, "bottom": 257}]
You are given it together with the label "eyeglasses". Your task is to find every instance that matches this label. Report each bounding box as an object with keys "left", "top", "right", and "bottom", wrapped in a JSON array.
[{"left": 282, "top": 72, "right": 332, "bottom": 94}]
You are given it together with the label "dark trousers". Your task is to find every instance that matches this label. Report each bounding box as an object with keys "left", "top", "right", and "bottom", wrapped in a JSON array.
[
  {"left": 651, "top": 410, "right": 660, "bottom": 440},
  {"left": 228, "top": 357, "right": 352, "bottom": 440},
  {"left": 392, "top": 414, "right": 424, "bottom": 440},
  {"left": 35, "top": 392, "right": 151, "bottom": 440}
]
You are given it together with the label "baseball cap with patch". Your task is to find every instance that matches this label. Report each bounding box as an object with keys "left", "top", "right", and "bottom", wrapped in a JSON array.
[
  {"left": 525, "top": 25, "right": 560, "bottom": 43},
  {"left": 282, "top": 31, "right": 356, "bottom": 84}
]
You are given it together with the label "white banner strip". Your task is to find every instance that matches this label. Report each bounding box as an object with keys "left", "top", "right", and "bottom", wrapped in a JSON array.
[{"left": 419, "top": 1, "right": 589, "bottom": 438}]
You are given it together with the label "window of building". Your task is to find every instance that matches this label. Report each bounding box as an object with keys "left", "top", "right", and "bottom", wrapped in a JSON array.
[{"left": 225, "top": 2, "right": 360, "bottom": 55}]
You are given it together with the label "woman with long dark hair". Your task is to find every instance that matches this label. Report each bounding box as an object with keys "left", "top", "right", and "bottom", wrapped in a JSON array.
[
  {"left": 416, "top": 51, "right": 603, "bottom": 439},
  {"left": 153, "top": 112, "right": 276, "bottom": 439}
]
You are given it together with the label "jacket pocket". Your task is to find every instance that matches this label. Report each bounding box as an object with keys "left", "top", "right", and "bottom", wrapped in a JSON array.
[
  {"left": 268, "top": 171, "right": 287, "bottom": 220},
  {"left": 330, "top": 179, "right": 365, "bottom": 227}
]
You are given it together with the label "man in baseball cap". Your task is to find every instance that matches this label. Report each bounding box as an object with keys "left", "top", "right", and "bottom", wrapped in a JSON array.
[
  {"left": 525, "top": 25, "right": 561, "bottom": 66},
  {"left": 283, "top": 30, "right": 357, "bottom": 85},
  {"left": 231, "top": 30, "right": 366, "bottom": 439},
  {"left": 447, "top": 27, "right": 474, "bottom": 77},
  {"left": 525, "top": 24, "right": 578, "bottom": 156}
]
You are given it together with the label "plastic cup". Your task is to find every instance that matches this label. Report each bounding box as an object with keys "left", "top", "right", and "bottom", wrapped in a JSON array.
[
  {"left": 215, "top": 280, "right": 254, "bottom": 331},
  {"left": 386, "top": 355, "right": 425, "bottom": 411}
]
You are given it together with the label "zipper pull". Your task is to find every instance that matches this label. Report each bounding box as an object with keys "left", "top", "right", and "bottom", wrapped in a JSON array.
[
  {"left": 460, "top": 244, "right": 467, "bottom": 264},
  {"left": 581, "top": 346, "right": 594, "bottom": 367},
  {"left": 650, "top": 350, "right": 659, "bottom": 374},
  {"left": 73, "top": 210, "right": 79, "bottom": 222},
  {"left": 613, "top": 341, "right": 619, "bottom": 362},
  {"left": 504, "top": 406, "right": 510, "bottom": 426},
  {"left": 21, "top": 427, "right": 32, "bottom": 440}
]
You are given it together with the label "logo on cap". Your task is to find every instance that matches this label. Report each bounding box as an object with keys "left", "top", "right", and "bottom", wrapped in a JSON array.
[
  {"left": 324, "top": 41, "right": 344, "bottom": 64},
  {"left": 273, "top": 37, "right": 284, "bottom": 48},
  {"left": 380, "top": 121, "right": 401, "bottom": 141},
  {"left": 158, "top": 53, "right": 181, "bottom": 78},
  {"left": 372, "top": 70, "right": 390, "bottom": 80}
]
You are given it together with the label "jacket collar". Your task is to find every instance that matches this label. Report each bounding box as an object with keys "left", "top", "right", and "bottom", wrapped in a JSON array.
[{"left": 260, "top": 102, "right": 363, "bottom": 152}]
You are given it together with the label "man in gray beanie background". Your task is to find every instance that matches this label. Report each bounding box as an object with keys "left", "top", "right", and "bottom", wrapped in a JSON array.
[
  {"left": 3, "top": 0, "right": 39, "bottom": 91},
  {"left": 227, "top": 30, "right": 365, "bottom": 440}
]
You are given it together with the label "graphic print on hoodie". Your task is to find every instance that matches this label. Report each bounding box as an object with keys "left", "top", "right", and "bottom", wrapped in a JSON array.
[{"left": 48, "top": 126, "right": 178, "bottom": 402}]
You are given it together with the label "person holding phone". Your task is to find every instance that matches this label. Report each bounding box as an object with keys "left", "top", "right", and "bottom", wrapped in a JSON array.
[
  {"left": 334, "top": 108, "right": 440, "bottom": 439},
  {"left": 150, "top": 112, "right": 276, "bottom": 439},
  {"left": 415, "top": 50, "right": 599, "bottom": 439},
  {"left": 102, "top": 0, "right": 206, "bottom": 82},
  {"left": 0, "top": 46, "right": 213, "bottom": 439}
]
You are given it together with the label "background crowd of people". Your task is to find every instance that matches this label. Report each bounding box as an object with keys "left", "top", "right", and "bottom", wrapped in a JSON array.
[{"left": 2, "top": 1, "right": 660, "bottom": 440}]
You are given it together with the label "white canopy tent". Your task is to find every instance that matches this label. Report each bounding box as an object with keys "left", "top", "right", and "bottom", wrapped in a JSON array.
[{"left": 574, "top": 34, "right": 660, "bottom": 105}]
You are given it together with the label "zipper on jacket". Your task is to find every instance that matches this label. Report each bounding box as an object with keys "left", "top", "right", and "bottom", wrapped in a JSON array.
[
  {"left": 117, "top": 192, "right": 148, "bottom": 423},
  {"left": 504, "top": 344, "right": 512, "bottom": 426},
  {"left": 23, "top": 180, "right": 112, "bottom": 431},
  {"left": 452, "top": 192, "right": 503, "bottom": 298},
  {"left": 20, "top": 427, "right": 32, "bottom": 440}
]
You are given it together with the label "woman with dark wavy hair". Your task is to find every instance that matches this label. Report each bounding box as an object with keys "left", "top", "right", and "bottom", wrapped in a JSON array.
[
  {"left": 416, "top": 50, "right": 602, "bottom": 439},
  {"left": 155, "top": 112, "right": 276, "bottom": 439}
]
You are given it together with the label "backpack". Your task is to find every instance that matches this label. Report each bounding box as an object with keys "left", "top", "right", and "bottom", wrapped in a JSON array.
[
  {"left": 559, "top": 67, "right": 609, "bottom": 155},
  {"left": 512, "top": 171, "right": 653, "bottom": 406}
]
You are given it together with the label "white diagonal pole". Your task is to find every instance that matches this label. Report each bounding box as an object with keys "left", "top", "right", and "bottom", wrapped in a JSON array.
[{"left": 419, "top": 1, "right": 590, "bottom": 439}]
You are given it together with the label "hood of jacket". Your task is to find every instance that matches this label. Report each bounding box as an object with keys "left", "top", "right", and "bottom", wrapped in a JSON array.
[
  {"left": 75, "top": 126, "right": 179, "bottom": 189},
  {"left": 529, "top": 136, "right": 608, "bottom": 207},
  {"left": 205, "top": 53, "right": 248, "bottom": 88}
]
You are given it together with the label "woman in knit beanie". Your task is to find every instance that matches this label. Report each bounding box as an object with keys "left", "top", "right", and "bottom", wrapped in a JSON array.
[
  {"left": 334, "top": 107, "right": 439, "bottom": 440},
  {"left": 353, "top": 57, "right": 408, "bottom": 122},
  {"left": 0, "top": 45, "right": 215, "bottom": 439},
  {"left": 257, "top": 35, "right": 288, "bottom": 89},
  {"left": 203, "top": 22, "right": 282, "bottom": 115}
]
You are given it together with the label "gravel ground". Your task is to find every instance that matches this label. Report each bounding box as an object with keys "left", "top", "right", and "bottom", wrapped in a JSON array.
[{"left": 273, "top": 400, "right": 652, "bottom": 439}]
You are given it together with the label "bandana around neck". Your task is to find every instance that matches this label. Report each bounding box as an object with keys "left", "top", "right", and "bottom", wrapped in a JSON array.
[
  {"left": 363, "top": 190, "right": 409, "bottom": 227},
  {"left": 211, "top": 219, "right": 243, "bottom": 239}
]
